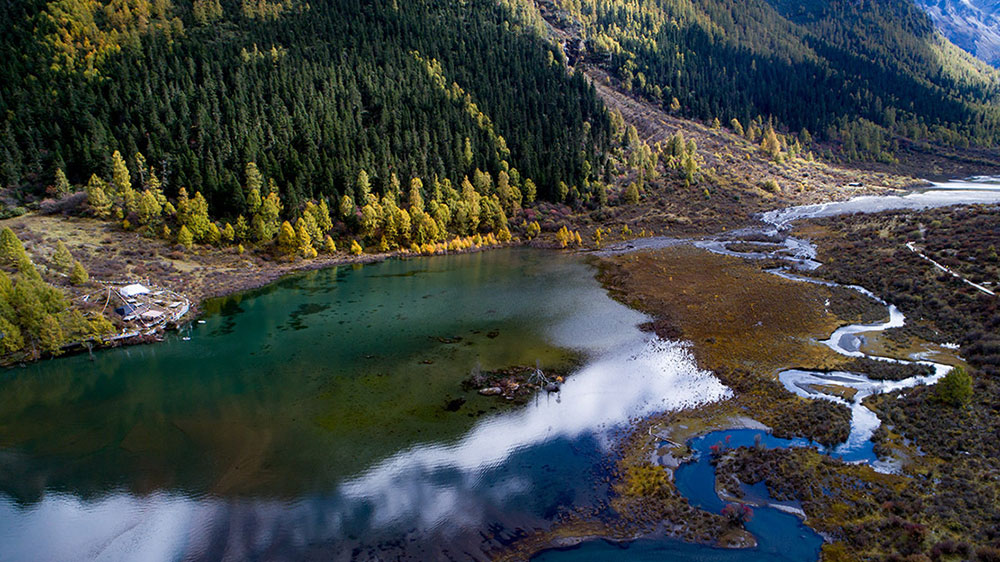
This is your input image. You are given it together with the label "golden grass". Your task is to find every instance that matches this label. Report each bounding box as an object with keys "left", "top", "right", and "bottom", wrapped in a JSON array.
[{"left": 603, "top": 245, "right": 846, "bottom": 376}]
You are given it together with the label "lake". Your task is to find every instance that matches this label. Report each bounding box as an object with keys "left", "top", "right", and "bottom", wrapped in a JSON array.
[{"left": 0, "top": 249, "right": 728, "bottom": 561}]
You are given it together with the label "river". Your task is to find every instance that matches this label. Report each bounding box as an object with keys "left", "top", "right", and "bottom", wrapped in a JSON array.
[{"left": 1, "top": 180, "right": 998, "bottom": 561}]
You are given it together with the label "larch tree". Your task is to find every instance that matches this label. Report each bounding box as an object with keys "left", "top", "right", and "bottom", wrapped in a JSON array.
[
  {"left": 222, "top": 223, "right": 235, "bottom": 243},
  {"left": 624, "top": 182, "right": 640, "bottom": 204},
  {"left": 277, "top": 220, "right": 297, "bottom": 255},
  {"left": 253, "top": 191, "right": 283, "bottom": 242},
  {"left": 85, "top": 175, "right": 113, "bottom": 218},
  {"left": 0, "top": 227, "right": 28, "bottom": 268},
  {"left": 137, "top": 190, "right": 162, "bottom": 225},
  {"left": 52, "top": 241, "right": 74, "bottom": 272},
  {"left": 295, "top": 218, "right": 316, "bottom": 258},
  {"left": 177, "top": 225, "right": 194, "bottom": 249},
  {"left": 70, "top": 261, "right": 89, "bottom": 285},
  {"left": 408, "top": 178, "right": 424, "bottom": 213},
  {"left": 111, "top": 150, "right": 136, "bottom": 213},
  {"left": 761, "top": 126, "right": 782, "bottom": 159},
  {"left": 186, "top": 192, "right": 212, "bottom": 241},
  {"left": 357, "top": 169, "right": 371, "bottom": 200},
  {"left": 523, "top": 178, "right": 537, "bottom": 204},
  {"left": 54, "top": 168, "right": 71, "bottom": 197}
]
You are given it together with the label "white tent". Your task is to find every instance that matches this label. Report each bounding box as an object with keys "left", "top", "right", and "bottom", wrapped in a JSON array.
[{"left": 120, "top": 283, "right": 151, "bottom": 298}]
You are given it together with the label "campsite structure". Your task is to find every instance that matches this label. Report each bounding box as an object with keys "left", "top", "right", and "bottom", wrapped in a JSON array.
[{"left": 81, "top": 280, "right": 191, "bottom": 341}]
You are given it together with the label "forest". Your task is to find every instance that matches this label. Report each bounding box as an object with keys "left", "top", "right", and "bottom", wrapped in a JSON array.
[
  {"left": 0, "top": 0, "right": 612, "bottom": 217},
  {"left": 552, "top": 0, "right": 1000, "bottom": 161}
]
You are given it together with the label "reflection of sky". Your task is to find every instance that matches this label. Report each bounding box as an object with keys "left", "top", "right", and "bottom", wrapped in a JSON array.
[
  {"left": 0, "top": 255, "right": 731, "bottom": 561},
  {"left": 340, "top": 336, "right": 731, "bottom": 530}
]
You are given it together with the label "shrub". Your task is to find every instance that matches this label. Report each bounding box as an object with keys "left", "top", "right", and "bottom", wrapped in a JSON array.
[{"left": 935, "top": 366, "right": 972, "bottom": 406}]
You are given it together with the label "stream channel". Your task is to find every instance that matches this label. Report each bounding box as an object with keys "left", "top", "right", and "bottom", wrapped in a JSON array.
[{"left": 1, "top": 179, "right": 999, "bottom": 561}]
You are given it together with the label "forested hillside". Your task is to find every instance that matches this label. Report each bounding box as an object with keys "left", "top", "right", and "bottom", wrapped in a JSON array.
[
  {"left": 549, "top": 0, "right": 1000, "bottom": 162},
  {"left": 0, "top": 0, "right": 611, "bottom": 214}
]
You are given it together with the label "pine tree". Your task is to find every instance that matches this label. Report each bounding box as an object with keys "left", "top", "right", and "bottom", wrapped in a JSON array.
[
  {"left": 70, "top": 260, "right": 89, "bottom": 285},
  {"left": 52, "top": 241, "right": 74, "bottom": 272},
  {"left": 323, "top": 235, "right": 337, "bottom": 253},
  {"left": 222, "top": 223, "right": 235, "bottom": 243},
  {"left": 350, "top": 239, "right": 363, "bottom": 255}
]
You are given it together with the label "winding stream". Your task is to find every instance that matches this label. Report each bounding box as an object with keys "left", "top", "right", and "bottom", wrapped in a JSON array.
[
  {"left": 0, "top": 180, "right": 997, "bottom": 561},
  {"left": 546, "top": 179, "right": 1000, "bottom": 560}
]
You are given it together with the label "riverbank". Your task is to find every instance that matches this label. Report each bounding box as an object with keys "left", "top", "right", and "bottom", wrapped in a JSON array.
[{"left": 518, "top": 197, "right": 1000, "bottom": 560}]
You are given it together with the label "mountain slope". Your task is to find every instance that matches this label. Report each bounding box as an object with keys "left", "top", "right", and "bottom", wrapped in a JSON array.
[
  {"left": 916, "top": 0, "right": 1000, "bottom": 67},
  {"left": 547, "top": 0, "right": 1000, "bottom": 161},
  {"left": 0, "top": 0, "right": 611, "bottom": 211}
]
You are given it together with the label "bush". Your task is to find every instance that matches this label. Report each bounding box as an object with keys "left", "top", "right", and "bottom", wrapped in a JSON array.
[{"left": 935, "top": 366, "right": 972, "bottom": 406}]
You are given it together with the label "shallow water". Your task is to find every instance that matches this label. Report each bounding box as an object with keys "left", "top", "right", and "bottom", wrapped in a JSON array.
[
  {"left": 761, "top": 177, "right": 1000, "bottom": 228},
  {"left": 0, "top": 249, "right": 730, "bottom": 561}
]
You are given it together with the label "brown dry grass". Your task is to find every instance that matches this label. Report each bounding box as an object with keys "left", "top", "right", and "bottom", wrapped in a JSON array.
[
  {"left": 601, "top": 245, "right": 845, "bottom": 376},
  {"left": 3, "top": 213, "right": 408, "bottom": 308}
]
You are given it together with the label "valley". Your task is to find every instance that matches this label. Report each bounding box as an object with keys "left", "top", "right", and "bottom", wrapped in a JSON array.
[{"left": 1, "top": 0, "right": 1000, "bottom": 560}]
